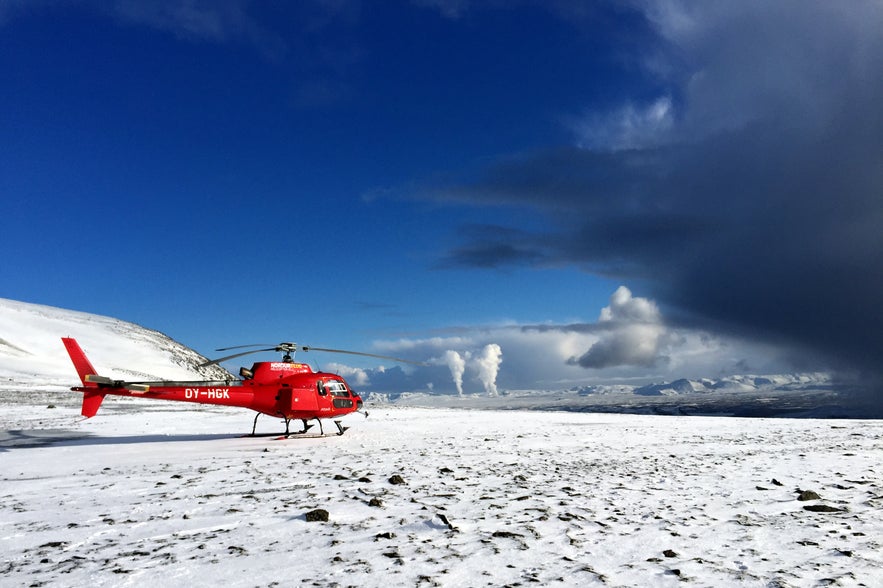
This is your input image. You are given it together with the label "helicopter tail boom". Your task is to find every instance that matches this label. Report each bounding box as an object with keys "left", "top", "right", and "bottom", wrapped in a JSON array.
[{"left": 61, "top": 337, "right": 107, "bottom": 417}]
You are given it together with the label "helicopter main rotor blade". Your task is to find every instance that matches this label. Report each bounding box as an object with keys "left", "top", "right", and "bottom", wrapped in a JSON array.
[
  {"left": 200, "top": 342, "right": 427, "bottom": 367},
  {"left": 302, "top": 346, "right": 427, "bottom": 366},
  {"left": 214, "top": 343, "right": 279, "bottom": 352},
  {"left": 199, "top": 347, "right": 278, "bottom": 367}
]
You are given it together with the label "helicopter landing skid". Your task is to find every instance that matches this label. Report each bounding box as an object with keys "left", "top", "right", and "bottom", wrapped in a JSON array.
[
  {"left": 274, "top": 420, "right": 348, "bottom": 440},
  {"left": 243, "top": 416, "right": 348, "bottom": 439}
]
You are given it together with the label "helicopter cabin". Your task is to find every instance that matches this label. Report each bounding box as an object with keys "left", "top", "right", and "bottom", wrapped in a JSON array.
[{"left": 242, "top": 361, "right": 358, "bottom": 408}]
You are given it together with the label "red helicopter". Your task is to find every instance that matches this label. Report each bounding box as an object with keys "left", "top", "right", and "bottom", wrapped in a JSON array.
[{"left": 61, "top": 337, "right": 419, "bottom": 438}]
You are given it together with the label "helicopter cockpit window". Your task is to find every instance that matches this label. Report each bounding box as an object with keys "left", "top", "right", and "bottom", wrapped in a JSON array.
[{"left": 325, "top": 381, "right": 350, "bottom": 397}]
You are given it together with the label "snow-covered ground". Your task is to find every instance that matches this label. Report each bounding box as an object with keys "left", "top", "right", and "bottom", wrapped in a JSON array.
[
  {"left": 2, "top": 399, "right": 881, "bottom": 587},
  {"left": 2, "top": 297, "right": 881, "bottom": 585}
]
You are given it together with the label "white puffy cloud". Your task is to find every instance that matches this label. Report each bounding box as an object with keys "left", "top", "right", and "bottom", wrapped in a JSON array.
[
  {"left": 569, "top": 286, "right": 665, "bottom": 369},
  {"left": 353, "top": 286, "right": 797, "bottom": 395},
  {"left": 600, "top": 285, "right": 661, "bottom": 323},
  {"left": 324, "top": 362, "right": 369, "bottom": 387}
]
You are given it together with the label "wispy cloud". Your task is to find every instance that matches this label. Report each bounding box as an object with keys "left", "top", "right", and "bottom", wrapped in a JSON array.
[{"left": 570, "top": 95, "right": 675, "bottom": 151}]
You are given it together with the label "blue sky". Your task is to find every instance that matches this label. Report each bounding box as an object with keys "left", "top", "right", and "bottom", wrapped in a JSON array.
[{"left": 2, "top": 1, "right": 881, "bottom": 402}]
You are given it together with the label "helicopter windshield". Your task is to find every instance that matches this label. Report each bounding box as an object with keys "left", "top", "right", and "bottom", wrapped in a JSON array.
[{"left": 325, "top": 380, "right": 350, "bottom": 397}]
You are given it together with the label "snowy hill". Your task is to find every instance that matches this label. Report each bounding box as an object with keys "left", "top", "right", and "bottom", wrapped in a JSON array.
[{"left": 0, "top": 298, "right": 231, "bottom": 394}]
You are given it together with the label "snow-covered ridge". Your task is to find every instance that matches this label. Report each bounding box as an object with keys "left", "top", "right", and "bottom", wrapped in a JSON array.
[
  {"left": 0, "top": 297, "right": 231, "bottom": 392},
  {"left": 365, "top": 373, "right": 858, "bottom": 418},
  {"left": 577, "top": 373, "right": 833, "bottom": 397}
]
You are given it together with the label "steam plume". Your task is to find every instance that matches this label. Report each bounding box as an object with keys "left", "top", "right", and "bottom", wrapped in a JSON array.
[
  {"left": 444, "top": 350, "right": 466, "bottom": 396},
  {"left": 474, "top": 343, "right": 503, "bottom": 397}
]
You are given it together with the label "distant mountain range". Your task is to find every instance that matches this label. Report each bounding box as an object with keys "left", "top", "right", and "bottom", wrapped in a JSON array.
[{"left": 574, "top": 373, "right": 834, "bottom": 397}]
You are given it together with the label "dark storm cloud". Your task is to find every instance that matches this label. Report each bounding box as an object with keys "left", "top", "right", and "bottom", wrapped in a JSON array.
[
  {"left": 437, "top": 224, "right": 549, "bottom": 268},
  {"left": 434, "top": 1, "right": 883, "bottom": 392}
]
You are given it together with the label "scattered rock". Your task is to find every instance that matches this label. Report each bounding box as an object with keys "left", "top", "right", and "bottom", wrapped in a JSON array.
[
  {"left": 305, "top": 508, "right": 329, "bottom": 522},
  {"left": 803, "top": 504, "right": 844, "bottom": 513},
  {"left": 663, "top": 549, "right": 678, "bottom": 558},
  {"left": 771, "top": 478, "right": 784, "bottom": 486},
  {"left": 797, "top": 490, "right": 821, "bottom": 501},
  {"left": 492, "top": 531, "right": 523, "bottom": 539},
  {"left": 368, "top": 497, "right": 383, "bottom": 508},
  {"left": 388, "top": 474, "right": 406, "bottom": 485},
  {"left": 374, "top": 532, "right": 396, "bottom": 540},
  {"left": 333, "top": 474, "right": 348, "bottom": 480},
  {"left": 438, "top": 513, "right": 456, "bottom": 530}
]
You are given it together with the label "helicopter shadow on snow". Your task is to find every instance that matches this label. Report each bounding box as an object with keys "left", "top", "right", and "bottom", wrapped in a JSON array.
[{"left": 0, "top": 428, "right": 237, "bottom": 451}]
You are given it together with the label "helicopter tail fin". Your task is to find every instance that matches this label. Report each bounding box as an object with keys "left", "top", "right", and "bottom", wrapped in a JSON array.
[
  {"left": 61, "top": 338, "right": 99, "bottom": 387},
  {"left": 61, "top": 337, "right": 107, "bottom": 417},
  {"left": 79, "top": 391, "right": 106, "bottom": 418}
]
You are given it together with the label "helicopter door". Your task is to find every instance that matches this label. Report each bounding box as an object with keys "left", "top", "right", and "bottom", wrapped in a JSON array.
[
  {"left": 276, "top": 388, "right": 292, "bottom": 414},
  {"left": 276, "top": 386, "right": 318, "bottom": 412}
]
